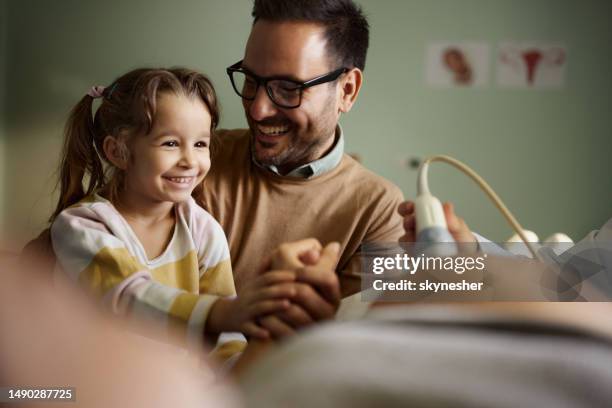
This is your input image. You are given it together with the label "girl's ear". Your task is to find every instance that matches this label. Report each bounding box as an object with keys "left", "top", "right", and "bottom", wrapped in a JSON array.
[{"left": 102, "top": 135, "right": 128, "bottom": 170}]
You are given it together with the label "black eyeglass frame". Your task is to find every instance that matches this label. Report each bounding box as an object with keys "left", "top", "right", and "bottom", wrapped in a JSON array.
[{"left": 226, "top": 60, "right": 349, "bottom": 109}]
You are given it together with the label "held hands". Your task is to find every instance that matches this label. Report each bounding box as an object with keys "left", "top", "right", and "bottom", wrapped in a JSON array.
[
  {"left": 270, "top": 239, "right": 341, "bottom": 307},
  {"left": 398, "top": 201, "right": 477, "bottom": 244},
  {"left": 249, "top": 239, "right": 341, "bottom": 340},
  {"left": 206, "top": 238, "right": 341, "bottom": 341}
]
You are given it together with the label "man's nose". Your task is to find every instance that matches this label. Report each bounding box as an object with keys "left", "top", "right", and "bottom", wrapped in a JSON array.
[{"left": 248, "top": 86, "right": 278, "bottom": 121}]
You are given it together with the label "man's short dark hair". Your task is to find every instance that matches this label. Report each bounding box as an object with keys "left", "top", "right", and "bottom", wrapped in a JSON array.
[{"left": 252, "top": 0, "right": 370, "bottom": 71}]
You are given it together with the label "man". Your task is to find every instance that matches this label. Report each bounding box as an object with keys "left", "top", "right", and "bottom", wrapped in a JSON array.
[{"left": 199, "top": 0, "right": 404, "bottom": 301}]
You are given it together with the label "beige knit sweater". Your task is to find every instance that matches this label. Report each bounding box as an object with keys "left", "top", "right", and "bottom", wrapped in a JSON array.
[{"left": 199, "top": 129, "right": 404, "bottom": 296}]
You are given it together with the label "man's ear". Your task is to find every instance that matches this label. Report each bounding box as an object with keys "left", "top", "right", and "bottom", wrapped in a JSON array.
[
  {"left": 338, "top": 68, "right": 363, "bottom": 114},
  {"left": 102, "top": 135, "right": 128, "bottom": 170}
]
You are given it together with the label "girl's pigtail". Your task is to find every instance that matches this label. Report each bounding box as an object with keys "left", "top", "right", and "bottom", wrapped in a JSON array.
[{"left": 50, "top": 95, "right": 105, "bottom": 221}]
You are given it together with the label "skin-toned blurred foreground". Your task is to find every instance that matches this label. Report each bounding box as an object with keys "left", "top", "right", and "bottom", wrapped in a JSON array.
[{"left": 0, "top": 255, "right": 240, "bottom": 408}]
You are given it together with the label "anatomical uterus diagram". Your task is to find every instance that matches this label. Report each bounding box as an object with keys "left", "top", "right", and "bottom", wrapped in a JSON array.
[{"left": 498, "top": 44, "right": 566, "bottom": 87}]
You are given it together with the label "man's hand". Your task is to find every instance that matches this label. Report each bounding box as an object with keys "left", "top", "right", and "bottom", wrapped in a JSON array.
[
  {"left": 292, "top": 242, "right": 341, "bottom": 306},
  {"left": 257, "top": 239, "right": 341, "bottom": 339},
  {"left": 398, "top": 201, "right": 476, "bottom": 243}
]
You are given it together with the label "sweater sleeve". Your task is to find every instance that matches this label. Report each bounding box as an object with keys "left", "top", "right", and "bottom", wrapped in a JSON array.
[
  {"left": 190, "top": 204, "right": 247, "bottom": 358},
  {"left": 51, "top": 205, "right": 220, "bottom": 349},
  {"left": 339, "top": 184, "right": 405, "bottom": 297},
  {"left": 196, "top": 222, "right": 237, "bottom": 298}
]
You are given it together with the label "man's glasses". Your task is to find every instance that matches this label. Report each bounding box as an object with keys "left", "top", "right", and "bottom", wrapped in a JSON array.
[{"left": 226, "top": 60, "right": 349, "bottom": 109}]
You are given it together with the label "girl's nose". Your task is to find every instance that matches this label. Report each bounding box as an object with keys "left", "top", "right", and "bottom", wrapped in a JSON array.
[{"left": 179, "top": 147, "right": 196, "bottom": 168}]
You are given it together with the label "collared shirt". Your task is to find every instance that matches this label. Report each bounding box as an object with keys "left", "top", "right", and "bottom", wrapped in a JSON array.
[{"left": 254, "top": 125, "right": 345, "bottom": 179}]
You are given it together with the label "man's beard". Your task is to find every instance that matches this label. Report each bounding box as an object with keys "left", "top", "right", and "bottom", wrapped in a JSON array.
[
  {"left": 247, "top": 92, "right": 338, "bottom": 171},
  {"left": 250, "top": 130, "right": 325, "bottom": 169}
]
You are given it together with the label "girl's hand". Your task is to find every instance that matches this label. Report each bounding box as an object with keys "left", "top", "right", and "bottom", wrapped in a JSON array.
[{"left": 206, "top": 271, "right": 297, "bottom": 340}]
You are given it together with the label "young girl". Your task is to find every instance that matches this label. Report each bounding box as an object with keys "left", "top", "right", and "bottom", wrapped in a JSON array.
[{"left": 50, "top": 68, "right": 294, "bottom": 357}]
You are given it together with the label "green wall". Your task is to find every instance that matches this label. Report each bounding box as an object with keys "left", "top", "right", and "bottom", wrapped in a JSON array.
[
  {"left": 3, "top": 0, "right": 612, "bottom": 249},
  {"left": 0, "top": 0, "right": 6, "bottom": 242},
  {"left": 356, "top": 0, "right": 612, "bottom": 242}
]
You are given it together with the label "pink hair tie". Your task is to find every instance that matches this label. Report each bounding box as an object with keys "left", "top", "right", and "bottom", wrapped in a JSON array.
[{"left": 87, "top": 85, "right": 105, "bottom": 99}]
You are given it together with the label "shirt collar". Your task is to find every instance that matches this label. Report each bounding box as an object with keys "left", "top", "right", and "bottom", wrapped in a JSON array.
[{"left": 255, "top": 125, "right": 345, "bottom": 179}]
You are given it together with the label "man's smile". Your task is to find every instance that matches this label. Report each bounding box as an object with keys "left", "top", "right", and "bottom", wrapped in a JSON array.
[
  {"left": 257, "top": 124, "right": 290, "bottom": 135},
  {"left": 255, "top": 123, "right": 291, "bottom": 145}
]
